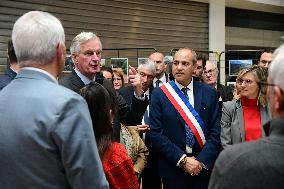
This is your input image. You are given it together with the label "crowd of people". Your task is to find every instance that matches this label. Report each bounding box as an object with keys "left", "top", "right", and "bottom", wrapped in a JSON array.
[{"left": 0, "top": 10, "right": 283, "bottom": 189}]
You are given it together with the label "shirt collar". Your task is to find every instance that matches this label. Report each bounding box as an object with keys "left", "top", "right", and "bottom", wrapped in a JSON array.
[
  {"left": 153, "top": 73, "right": 167, "bottom": 84},
  {"left": 75, "top": 69, "right": 92, "bottom": 85},
  {"left": 21, "top": 67, "right": 58, "bottom": 84},
  {"left": 175, "top": 78, "right": 193, "bottom": 91}
]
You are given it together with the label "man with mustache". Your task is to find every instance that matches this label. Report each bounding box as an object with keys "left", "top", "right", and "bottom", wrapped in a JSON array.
[{"left": 148, "top": 48, "right": 221, "bottom": 189}]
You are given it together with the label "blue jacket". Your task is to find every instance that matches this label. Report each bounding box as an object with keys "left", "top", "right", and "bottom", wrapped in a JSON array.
[
  {"left": 148, "top": 80, "right": 221, "bottom": 179},
  {"left": 0, "top": 67, "right": 17, "bottom": 90}
]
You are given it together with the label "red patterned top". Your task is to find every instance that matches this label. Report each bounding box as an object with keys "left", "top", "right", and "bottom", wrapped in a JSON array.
[
  {"left": 102, "top": 142, "right": 139, "bottom": 189},
  {"left": 241, "top": 97, "right": 262, "bottom": 141}
]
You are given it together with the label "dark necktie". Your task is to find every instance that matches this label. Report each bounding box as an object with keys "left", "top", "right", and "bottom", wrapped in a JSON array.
[
  {"left": 155, "top": 80, "right": 161, "bottom": 88},
  {"left": 181, "top": 87, "right": 189, "bottom": 100},
  {"left": 143, "top": 95, "right": 149, "bottom": 125},
  {"left": 181, "top": 87, "right": 194, "bottom": 153}
]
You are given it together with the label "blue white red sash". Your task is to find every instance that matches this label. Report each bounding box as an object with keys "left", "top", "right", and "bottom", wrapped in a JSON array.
[{"left": 160, "top": 80, "right": 206, "bottom": 148}]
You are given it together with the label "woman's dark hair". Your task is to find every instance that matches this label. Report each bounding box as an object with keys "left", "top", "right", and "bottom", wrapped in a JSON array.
[{"left": 80, "top": 82, "right": 115, "bottom": 158}]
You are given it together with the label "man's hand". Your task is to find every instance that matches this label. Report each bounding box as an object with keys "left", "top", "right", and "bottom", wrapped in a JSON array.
[
  {"left": 182, "top": 156, "right": 202, "bottom": 176},
  {"left": 128, "top": 66, "right": 143, "bottom": 96},
  {"left": 137, "top": 124, "right": 150, "bottom": 134}
]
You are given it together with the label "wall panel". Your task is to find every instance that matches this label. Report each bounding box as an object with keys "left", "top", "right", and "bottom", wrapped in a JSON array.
[{"left": 0, "top": 0, "right": 208, "bottom": 68}]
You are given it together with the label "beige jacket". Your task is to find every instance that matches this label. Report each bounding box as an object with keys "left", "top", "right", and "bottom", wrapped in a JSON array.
[{"left": 120, "top": 124, "right": 149, "bottom": 175}]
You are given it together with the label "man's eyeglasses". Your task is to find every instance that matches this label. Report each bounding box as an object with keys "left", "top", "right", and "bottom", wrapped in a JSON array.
[
  {"left": 257, "top": 81, "right": 277, "bottom": 87},
  {"left": 203, "top": 68, "right": 216, "bottom": 75},
  {"left": 257, "top": 81, "right": 284, "bottom": 95}
]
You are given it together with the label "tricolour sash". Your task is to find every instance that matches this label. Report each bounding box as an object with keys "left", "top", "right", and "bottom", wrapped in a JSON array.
[{"left": 160, "top": 80, "right": 206, "bottom": 148}]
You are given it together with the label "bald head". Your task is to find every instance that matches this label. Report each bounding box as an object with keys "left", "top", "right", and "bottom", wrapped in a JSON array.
[{"left": 149, "top": 52, "right": 166, "bottom": 79}]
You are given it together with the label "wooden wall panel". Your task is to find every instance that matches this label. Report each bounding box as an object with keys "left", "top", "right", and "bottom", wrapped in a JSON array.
[{"left": 0, "top": 0, "right": 208, "bottom": 68}]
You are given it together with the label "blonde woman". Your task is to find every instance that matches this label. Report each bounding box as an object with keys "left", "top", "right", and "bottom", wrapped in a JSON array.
[{"left": 221, "top": 65, "right": 270, "bottom": 149}]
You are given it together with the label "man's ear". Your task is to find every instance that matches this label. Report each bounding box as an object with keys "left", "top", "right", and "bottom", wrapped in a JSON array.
[
  {"left": 56, "top": 42, "right": 65, "bottom": 62},
  {"left": 72, "top": 53, "right": 78, "bottom": 66}
]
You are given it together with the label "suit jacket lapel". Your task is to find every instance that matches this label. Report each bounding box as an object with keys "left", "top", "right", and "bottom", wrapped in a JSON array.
[
  {"left": 236, "top": 101, "right": 245, "bottom": 142},
  {"left": 193, "top": 81, "right": 202, "bottom": 113},
  {"left": 71, "top": 69, "right": 85, "bottom": 89},
  {"left": 260, "top": 106, "right": 269, "bottom": 137}
]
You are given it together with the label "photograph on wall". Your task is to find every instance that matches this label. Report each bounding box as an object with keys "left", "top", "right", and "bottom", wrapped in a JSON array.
[
  {"left": 227, "top": 82, "right": 236, "bottom": 90},
  {"left": 111, "top": 58, "right": 128, "bottom": 83},
  {"left": 138, "top": 58, "right": 148, "bottom": 66},
  {"left": 64, "top": 55, "right": 74, "bottom": 71},
  {"left": 100, "top": 58, "right": 106, "bottom": 67},
  {"left": 229, "top": 59, "right": 253, "bottom": 76}
]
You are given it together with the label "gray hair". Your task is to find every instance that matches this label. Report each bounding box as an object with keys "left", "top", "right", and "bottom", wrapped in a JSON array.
[
  {"left": 205, "top": 60, "right": 219, "bottom": 73},
  {"left": 138, "top": 59, "right": 156, "bottom": 75},
  {"left": 70, "top": 32, "right": 102, "bottom": 54},
  {"left": 269, "top": 44, "right": 284, "bottom": 91},
  {"left": 12, "top": 11, "right": 65, "bottom": 67},
  {"left": 164, "top": 55, "right": 173, "bottom": 65}
]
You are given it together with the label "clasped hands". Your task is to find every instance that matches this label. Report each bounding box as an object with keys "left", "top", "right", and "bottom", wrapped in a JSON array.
[{"left": 181, "top": 156, "right": 203, "bottom": 176}]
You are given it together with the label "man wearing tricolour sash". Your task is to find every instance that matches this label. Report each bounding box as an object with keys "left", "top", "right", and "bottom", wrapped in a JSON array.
[{"left": 148, "top": 48, "right": 221, "bottom": 189}]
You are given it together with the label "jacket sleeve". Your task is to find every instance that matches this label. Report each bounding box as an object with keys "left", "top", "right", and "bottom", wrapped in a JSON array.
[
  {"left": 195, "top": 89, "right": 222, "bottom": 169},
  {"left": 52, "top": 95, "right": 109, "bottom": 189},
  {"left": 220, "top": 101, "right": 235, "bottom": 149},
  {"left": 115, "top": 91, "right": 147, "bottom": 125},
  {"left": 148, "top": 89, "right": 185, "bottom": 165}
]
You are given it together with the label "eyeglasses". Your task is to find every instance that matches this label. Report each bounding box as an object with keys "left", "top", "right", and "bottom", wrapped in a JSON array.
[
  {"left": 257, "top": 81, "right": 277, "bottom": 87},
  {"left": 203, "top": 68, "right": 216, "bottom": 75},
  {"left": 237, "top": 79, "right": 255, "bottom": 86},
  {"left": 257, "top": 81, "right": 284, "bottom": 95}
]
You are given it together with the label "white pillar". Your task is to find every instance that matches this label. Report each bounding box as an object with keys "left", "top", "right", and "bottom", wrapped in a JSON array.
[{"left": 209, "top": 0, "right": 226, "bottom": 85}]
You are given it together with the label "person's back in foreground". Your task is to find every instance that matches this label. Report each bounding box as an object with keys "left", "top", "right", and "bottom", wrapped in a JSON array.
[{"left": 0, "top": 11, "right": 108, "bottom": 189}]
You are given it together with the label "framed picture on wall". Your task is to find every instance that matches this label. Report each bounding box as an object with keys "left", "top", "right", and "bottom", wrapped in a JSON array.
[
  {"left": 229, "top": 59, "right": 253, "bottom": 76},
  {"left": 111, "top": 58, "right": 129, "bottom": 83},
  {"left": 227, "top": 81, "right": 236, "bottom": 89},
  {"left": 100, "top": 58, "right": 106, "bottom": 67},
  {"left": 138, "top": 58, "right": 148, "bottom": 66}
]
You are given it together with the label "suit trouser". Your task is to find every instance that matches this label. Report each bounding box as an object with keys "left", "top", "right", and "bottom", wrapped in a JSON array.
[{"left": 142, "top": 152, "right": 162, "bottom": 189}]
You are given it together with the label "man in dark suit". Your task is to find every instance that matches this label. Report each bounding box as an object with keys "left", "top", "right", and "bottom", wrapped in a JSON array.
[
  {"left": 193, "top": 53, "right": 207, "bottom": 82},
  {"left": 119, "top": 60, "right": 157, "bottom": 189},
  {"left": 148, "top": 48, "right": 221, "bottom": 189},
  {"left": 203, "top": 60, "right": 233, "bottom": 102},
  {"left": 209, "top": 44, "right": 284, "bottom": 189},
  {"left": 149, "top": 52, "right": 169, "bottom": 88},
  {"left": 0, "top": 39, "right": 20, "bottom": 90},
  {"left": 59, "top": 32, "right": 147, "bottom": 140}
]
